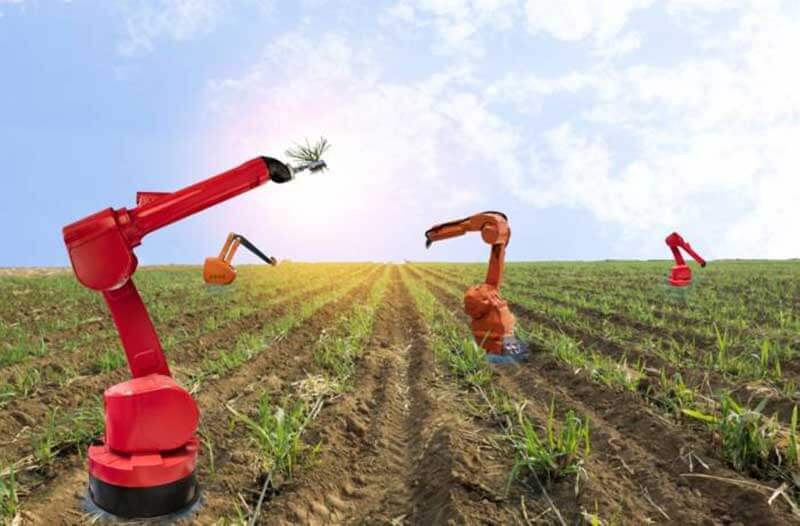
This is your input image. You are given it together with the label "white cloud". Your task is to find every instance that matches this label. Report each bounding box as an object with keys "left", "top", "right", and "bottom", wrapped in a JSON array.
[
  {"left": 385, "top": 0, "right": 519, "bottom": 57},
  {"left": 524, "top": 0, "right": 652, "bottom": 44},
  {"left": 117, "top": 0, "right": 223, "bottom": 56},
  {"left": 490, "top": 1, "right": 800, "bottom": 258},
  {"left": 201, "top": 32, "right": 524, "bottom": 256},
  {"left": 0, "top": 0, "right": 23, "bottom": 17},
  {"left": 203, "top": 1, "right": 800, "bottom": 259}
]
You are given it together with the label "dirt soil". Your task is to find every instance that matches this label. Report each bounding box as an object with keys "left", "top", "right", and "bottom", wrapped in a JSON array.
[
  {"left": 411, "top": 265, "right": 797, "bottom": 525},
  {"left": 6, "top": 262, "right": 799, "bottom": 525},
  {"left": 256, "top": 266, "right": 521, "bottom": 525}
]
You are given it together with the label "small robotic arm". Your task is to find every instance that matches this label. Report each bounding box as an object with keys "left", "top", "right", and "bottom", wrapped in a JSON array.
[
  {"left": 204, "top": 232, "right": 277, "bottom": 285},
  {"left": 425, "top": 211, "right": 526, "bottom": 362},
  {"left": 665, "top": 232, "right": 707, "bottom": 287}
]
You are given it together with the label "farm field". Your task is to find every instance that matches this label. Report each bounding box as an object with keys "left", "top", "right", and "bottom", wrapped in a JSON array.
[{"left": 1, "top": 260, "right": 799, "bottom": 524}]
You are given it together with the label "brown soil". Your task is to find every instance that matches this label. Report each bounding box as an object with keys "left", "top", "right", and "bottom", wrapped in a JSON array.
[
  {"left": 413, "top": 268, "right": 797, "bottom": 525},
  {"left": 16, "top": 267, "right": 384, "bottom": 525},
  {"left": 254, "top": 266, "right": 521, "bottom": 525},
  {"left": 412, "top": 265, "right": 800, "bottom": 423},
  {"left": 6, "top": 263, "right": 799, "bottom": 525}
]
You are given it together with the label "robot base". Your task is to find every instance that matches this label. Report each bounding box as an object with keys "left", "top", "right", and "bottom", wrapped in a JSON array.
[
  {"left": 88, "top": 437, "right": 199, "bottom": 518},
  {"left": 668, "top": 265, "right": 692, "bottom": 287},
  {"left": 486, "top": 337, "right": 529, "bottom": 364},
  {"left": 89, "top": 472, "right": 199, "bottom": 519}
]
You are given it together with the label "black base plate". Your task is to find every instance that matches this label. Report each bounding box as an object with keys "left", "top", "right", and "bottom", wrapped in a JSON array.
[
  {"left": 487, "top": 337, "right": 529, "bottom": 364},
  {"left": 89, "top": 473, "right": 199, "bottom": 519}
]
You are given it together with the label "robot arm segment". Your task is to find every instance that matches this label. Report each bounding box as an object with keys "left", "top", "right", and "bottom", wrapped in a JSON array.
[
  {"left": 665, "top": 232, "right": 706, "bottom": 267},
  {"left": 425, "top": 211, "right": 510, "bottom": 287}
]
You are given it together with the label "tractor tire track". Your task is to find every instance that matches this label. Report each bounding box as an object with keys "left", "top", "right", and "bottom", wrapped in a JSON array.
[{"left": 256, "top": 266, "right": 520, "bottom": 525}]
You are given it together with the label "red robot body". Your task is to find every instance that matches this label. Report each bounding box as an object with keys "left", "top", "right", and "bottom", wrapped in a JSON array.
[
  {"left": 665, "top": 232, "right": 707, "bottom": 287},
  {"left": 62, "top": 157, "right": 324, "bottom": 518}
]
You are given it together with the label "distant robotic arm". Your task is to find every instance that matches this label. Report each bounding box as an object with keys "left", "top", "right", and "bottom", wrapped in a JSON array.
[
  {"left": 665, "top": 232, "right": 706, "bottom": 287},
  {"left": 204, "top": 232, "right": 277, "bottom": 285}
]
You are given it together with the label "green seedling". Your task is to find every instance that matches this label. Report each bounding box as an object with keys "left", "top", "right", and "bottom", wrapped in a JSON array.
[
  {"left": 507, "top": 401, "right": 590, "bottom": 489},
  {"left": 445, "top": 336, "right": 492, "bottom": 388},
  {"left": 94, "top": 347, "right": 126, "bottom": 373},
  {"left": 0, "top": 466, "right": 18, "bottom": 521},
  {"left": 713, "top": 323, "right": 730, "bottom": 371},
  {"left": 717, "top": 396, "right": 781, "bottom": 475},
  {"left": 285, "top": 137, "right": 331, "bottom": 165},
  {"left": 231, "top": 394, "right": 317, "bottom": 485}
]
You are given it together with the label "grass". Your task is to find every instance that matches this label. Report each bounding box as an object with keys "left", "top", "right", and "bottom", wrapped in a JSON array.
[
  {"left": 0, "top": 367, "right": 43, "bottom": 407},
  {"left": 0, "top": 466, "right": 18, "bottom": 521},
  {"left": 230, "top": 394, "right": 319, "bottom": 486},
  {"left": 0, "top": 335, "right": 47, "bottom": 368},
  {"left": 93, "top": 347, "right": 127, "bottom": 373},
  {"left": 402, "top": 268, "right": 592, "bottom": 499},
  {"left": 31, "top": 400, "right": 104, "bottom": 466},
  {"left": 507, "top": 401, "right": 590, "bottom": 489}
]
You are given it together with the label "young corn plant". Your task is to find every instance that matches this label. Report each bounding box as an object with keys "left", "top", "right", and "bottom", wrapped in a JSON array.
[
  {"left": 314, "top": 332, "right": 357, "bottom": 392},
  {"left": 33, "top": 408, "right": 60, "bottom": 465},
  {"left": 507, "top": 401, "right": 591, "bottom": 489},
  {"left": 713, "top": 323, "right": 731, "bottom": 371},
  {"left": 788, "top": 406, "right": 799, "bottom": 467},
  {"left": 443, "top": 335, "right": 492, "bottom": 388},
  {"left": 313, "top": 267, "right": 388, "bottom": 390},
  {"left": 717, "top": 396, "right": 782, "bottom": 476},
  {"left": 0, "top": 467, "right": 18, "bottom": 521},
  {"left": 684, "top": 395, "right": 791, "bottom": 478},
  {"left": 93, "top": 347, "right": 126, "bottom": 373},
  {"left": 32, "top": 399, "right": 105, "bottom": 466},
  {"left": 649, "top": 371, "right": 695, "bottom": 416},
  {"left": 232, "top": 394, "right": 318, "bottom": 487}
]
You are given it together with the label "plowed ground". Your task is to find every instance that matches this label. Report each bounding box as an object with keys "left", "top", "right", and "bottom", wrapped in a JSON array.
[{"left": 1, "top": 261, "right": 798, "bottom": 525}]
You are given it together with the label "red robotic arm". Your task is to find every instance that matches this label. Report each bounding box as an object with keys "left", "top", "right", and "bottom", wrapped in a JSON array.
[
  {"left": 62, "top": 156, "right": 324, "bottom": 518},
  {"left": 665, "top": 232, "right": 706, "bottom": 287},
  {"left": 63, "top": 157, "right": 295, "bottom": 378}
]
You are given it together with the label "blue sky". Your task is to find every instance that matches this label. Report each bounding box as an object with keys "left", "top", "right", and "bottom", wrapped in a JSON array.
[{"left": 1, "top": 0, "right": 798, "bottom": 266}]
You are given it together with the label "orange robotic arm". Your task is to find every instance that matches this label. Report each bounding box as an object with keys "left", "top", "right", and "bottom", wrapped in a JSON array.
[
  {"left": 203, "top": 233, "right": 276, "bottom": 285},
  {"left": 425, "top": 211, "right": 526, "bottom": 362},
  {"left": 425, "top": 211, "right": 510, "bottom": 288}
]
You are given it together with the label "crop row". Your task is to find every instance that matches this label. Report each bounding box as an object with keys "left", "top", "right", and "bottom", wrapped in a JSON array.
[
  {"left": 418, "top": 264, "right": 800, "bottom": 404},
  {"left": 0, "top": 264, "right": 381, "bottom": 520},
  {"left": 408, "top": 265, "right": 800, "bottom": 518}
]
